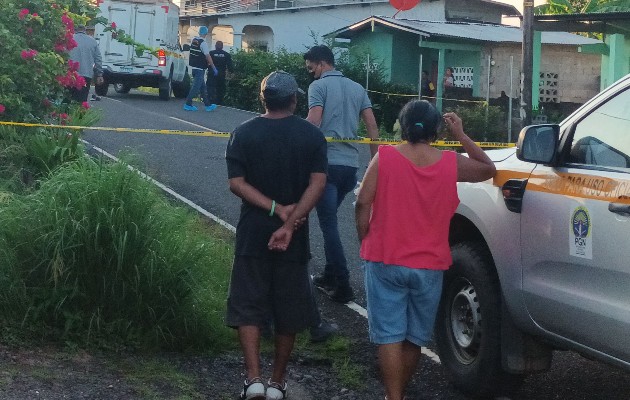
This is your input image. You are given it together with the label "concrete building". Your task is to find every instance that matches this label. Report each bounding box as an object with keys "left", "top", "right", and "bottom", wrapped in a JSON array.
[{"left": 178, "top": 0, "right": 519, "bottom": 52}]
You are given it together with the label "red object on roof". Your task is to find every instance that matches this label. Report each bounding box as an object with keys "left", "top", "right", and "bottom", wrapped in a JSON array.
[{"left": 389, "top": 0, "right": 420, "bottom": 11}]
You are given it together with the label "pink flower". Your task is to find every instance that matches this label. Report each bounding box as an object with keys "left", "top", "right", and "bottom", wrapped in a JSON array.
[
  {"left": 0, "top": 104, "right": 5, "bottom": 114},
  {"left": 54, "top": 43, "right": 66, "bottom": 52},
  {"left": 111, "top": 22, "right": 117, "bottom": 29},
  {"left": 82, "top": 102, "right": 90, "bottom": 109},
  {"left": 68, "top": 60, "right": 80, "bottom": 71},
  {"left": 26, "top": 27, "right": 33, "bottom": 35},
  {"left": 42, "top": 99, "right": 52, "bottom": 108},
  {"left": 18, "top": 9, "right": 29, "bottom": 20},
  {"left": 21, "top": 49, "right": 38, "bottom": 60},
  {"left": 32, "top": 13, "right": 38, "bottom": 17}
]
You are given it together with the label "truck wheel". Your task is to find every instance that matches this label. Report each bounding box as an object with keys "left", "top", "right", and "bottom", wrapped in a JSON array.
[
  {"left": 435, "top": 241, "right": 523, "bottom": 398},
  {"left": 158, "top": 76, "right": 172, "bottom": 100},
  {"left": 172, "top": 70, "right": 190, "bottom": 99},
  {"left": 114, "top": 83, "right": 131, "bottom": 94},
  {"left": 95, "top": 81, "right": 108, "bottom": 97}
]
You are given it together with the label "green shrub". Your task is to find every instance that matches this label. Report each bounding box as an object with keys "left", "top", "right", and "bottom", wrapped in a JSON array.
[
  {"left": 0, "top": 157, "right": 234, "bottom": 351},
  {"left": 446, "top": 103, "right": 506, "bottom": 142}
]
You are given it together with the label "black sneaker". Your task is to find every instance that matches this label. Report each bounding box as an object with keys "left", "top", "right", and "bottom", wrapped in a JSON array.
[
  {"left": 309, "top": 320, "right": 338, "bottom": 343},
  {"left": 313, "top": 273, "right": 335, "bottom": 292},
  {"left": 329, "top": 284, "right": 355, "bottom": 303}
]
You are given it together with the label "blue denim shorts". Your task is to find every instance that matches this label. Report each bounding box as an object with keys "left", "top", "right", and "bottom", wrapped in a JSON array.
[{"left": 363, "top": 261, "right": 443, "bottom": 346}]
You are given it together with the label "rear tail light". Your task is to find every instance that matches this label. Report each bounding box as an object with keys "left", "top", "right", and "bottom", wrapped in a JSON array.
[{"left": 157, "top": 49, "right": 166, "bottom": 67}]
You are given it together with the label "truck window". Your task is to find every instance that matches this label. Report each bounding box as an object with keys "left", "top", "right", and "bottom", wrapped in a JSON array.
[{"left": 569, "top": 88, "right": 630, "bottom": 170}]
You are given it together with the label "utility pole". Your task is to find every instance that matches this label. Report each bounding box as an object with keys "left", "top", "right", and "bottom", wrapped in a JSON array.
[{"left": 521, "top": 0, "right": 534, "bottom": 126}]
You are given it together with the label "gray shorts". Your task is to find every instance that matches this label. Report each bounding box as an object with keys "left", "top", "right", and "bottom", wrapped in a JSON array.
[{"left": 226, "top": 255, "right": 318, "bottom": 334}]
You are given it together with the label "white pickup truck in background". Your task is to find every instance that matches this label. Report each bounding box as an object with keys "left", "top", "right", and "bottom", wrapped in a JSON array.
[{"left": 94, "top": 0, "right": 189, "bottom": 100}]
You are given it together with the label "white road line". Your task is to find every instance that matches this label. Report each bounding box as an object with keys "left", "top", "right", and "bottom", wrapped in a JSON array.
[
  {"left": 83, "top": 140, "right": 235, "bottom": 234},
  {"left": 84, "top": 114, "right": 441, "bottom": 365}
]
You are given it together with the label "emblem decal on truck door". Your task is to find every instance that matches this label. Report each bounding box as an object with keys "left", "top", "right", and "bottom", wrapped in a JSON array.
[{"left": 570, "top": 206, "right": 592, "bottom": 259}]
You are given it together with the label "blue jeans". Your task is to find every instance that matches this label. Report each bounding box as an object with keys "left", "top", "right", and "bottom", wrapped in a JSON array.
[
  {"left": 185, "top": 68, "right": 211, "bottom": 106},
  {"left": 316, "top": 165, "right": 357, "bottom": 287}
]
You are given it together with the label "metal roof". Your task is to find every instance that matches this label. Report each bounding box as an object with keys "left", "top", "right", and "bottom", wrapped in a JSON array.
[{"left": 330, "top": 16, "right": 602, "bottom": 45}]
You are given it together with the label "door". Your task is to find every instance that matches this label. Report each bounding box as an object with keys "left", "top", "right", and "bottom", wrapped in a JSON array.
[
  {"left": 130, "top": 3, "right": 157, "bottom": 66},
  {"left": 102, "top": 2, "right": 134, "bottom": 63},
  {"left": 520, "top": 86, "right": 630, "bottom": 362}
]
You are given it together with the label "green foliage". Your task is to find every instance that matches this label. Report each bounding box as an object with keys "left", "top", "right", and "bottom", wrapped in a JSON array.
[
  {"left": 446, "top": 103, "right": 506, "bottom": 142},
  {"left": 0, "top": 157, "right": 235, "bottom": 351},
  {"left": 227, "top": 48, "right": 312, "bottom": 116},
  {"left": 535, "top": 0, "right": 630, "bottom": 14},
  {"left": 225, "top": 44, "right": 417, "bottom": 133},
  {"left": 0, "top": 0, "right": 98, "bottom": 121}
]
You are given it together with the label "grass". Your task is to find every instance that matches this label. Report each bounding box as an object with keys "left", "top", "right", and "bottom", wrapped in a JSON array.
[
  {"left": 0, "top": 155, "right": 235, "bottom": 351},
  {"left": 114, "top": 358, "right": 203, "bottom": 399}
]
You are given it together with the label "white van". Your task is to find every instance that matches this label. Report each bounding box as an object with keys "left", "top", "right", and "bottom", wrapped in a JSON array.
[{"left": 93, "top": 0, "right": 189, "bottom": 100}]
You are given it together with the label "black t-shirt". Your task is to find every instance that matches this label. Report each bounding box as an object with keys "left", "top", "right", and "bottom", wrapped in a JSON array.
[
  {"left": 226, "top": 115, "right": 328, "bottom": 262},
  {"left": 209, "top": 49, "right": 233, "bottom": 76}
]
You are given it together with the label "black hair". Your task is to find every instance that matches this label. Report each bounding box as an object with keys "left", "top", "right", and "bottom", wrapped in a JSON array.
[
  {"left": 303, "top": 45, "right": 335, "bottom": 66},
  {"left": 260, "top": 93, "right": 295, "bottom": 111},
  {"left": 398, "top": 100, "right": 441, "bottom": 144}
]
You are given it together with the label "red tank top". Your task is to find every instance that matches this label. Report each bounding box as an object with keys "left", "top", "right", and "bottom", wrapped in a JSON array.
[{"left": 360, "top": 146, "right": 460, "bottom": 270}]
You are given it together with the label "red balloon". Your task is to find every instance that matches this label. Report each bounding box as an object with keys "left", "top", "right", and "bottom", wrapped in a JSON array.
[{"left": 389, "top": 0, "right": 420, "bottom": 11}]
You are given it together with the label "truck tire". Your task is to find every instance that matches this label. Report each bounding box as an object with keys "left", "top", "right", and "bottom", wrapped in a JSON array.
[
  {"left": 114, "top": 83, "right": 131, "bottom": 94},
  {"left": 435, "top": 241, "right": 523, "bottom": 398},
  {"left": 172, "top": 70, "right": 190, "bottom": 99},
  {"left": 95, "top": 82, "right": 108, "bottom": 97},
  {"left": 158, "top": 76, "right": 172, "bottom": 100}
]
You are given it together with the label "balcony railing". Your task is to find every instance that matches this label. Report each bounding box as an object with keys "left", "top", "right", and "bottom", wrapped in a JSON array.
[{"left": 182, "top": 0, "right": 377, "bottom": 16}]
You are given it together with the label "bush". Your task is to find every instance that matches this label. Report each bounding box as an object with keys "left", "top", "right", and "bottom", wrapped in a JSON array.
[
  {"left": 0, "top": 157, "right": 234, "bottom": 351},
  {"left": 446, "top": 103, "right": 506, "bottom": 142},
  {"left": 0, "top": 0, "right": 98, "bottom": 122}
]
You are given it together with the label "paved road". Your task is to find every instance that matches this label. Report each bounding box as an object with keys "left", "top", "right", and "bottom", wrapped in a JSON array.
[{"left": 84, "top": 91, "right": 630, "bottom": 400}]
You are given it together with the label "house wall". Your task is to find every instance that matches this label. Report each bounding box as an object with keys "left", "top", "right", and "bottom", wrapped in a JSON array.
[
  {"left": 488, "top": 43, "right": 600, "bottom": 103},
  {"left": 391, "top": 31, "right": 420, "bottom": 87},
  {"left": 352, "top": 30, "right": 394, "bottom": 81}
]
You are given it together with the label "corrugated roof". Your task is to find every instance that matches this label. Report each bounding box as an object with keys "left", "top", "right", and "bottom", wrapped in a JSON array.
[{"left": 334, "top": 16, "right": 602, "bottom": 46}]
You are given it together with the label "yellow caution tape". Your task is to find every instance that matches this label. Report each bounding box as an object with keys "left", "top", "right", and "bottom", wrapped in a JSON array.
[{"left": 0, "top": 121, "right": 514, "bottom": 148}]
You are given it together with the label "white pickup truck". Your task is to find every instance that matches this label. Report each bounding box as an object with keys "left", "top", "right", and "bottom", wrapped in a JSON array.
[
  {"left": 437, "top": 74, "right": 630, "bottom": 397},
  {"left": 94, "top": 0, "right": 189, "bottom": 100}
]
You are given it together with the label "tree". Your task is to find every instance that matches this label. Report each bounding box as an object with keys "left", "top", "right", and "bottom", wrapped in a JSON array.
[{"left": 535, "top": 0, "right": 630, "bottom": 14}]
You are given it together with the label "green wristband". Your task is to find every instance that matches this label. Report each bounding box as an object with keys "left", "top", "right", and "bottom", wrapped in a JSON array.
[{"left": 269, "top": 200, "right": 276, "bottom": 217}]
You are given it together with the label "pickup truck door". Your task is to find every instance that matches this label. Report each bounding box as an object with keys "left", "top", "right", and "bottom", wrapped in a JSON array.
[{"left": 520, "top": 86, "right": 630, "bottom": 363}]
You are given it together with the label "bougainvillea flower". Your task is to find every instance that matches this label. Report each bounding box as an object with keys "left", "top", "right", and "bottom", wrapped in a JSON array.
[
  {"left": 82, "top": 102, "right": 90, "bottom": 109},
  {"left": 111, "top": 22, "right": 117, "bottom": 29},
  {"left": 0, "top": 104, "right": 5, "bottom": 114},
  {"left": 18, "top": 9, "right": 29, "bottom": 20},
  {"left": 21, "top": 49, "right": 38, "bottom": 60}
]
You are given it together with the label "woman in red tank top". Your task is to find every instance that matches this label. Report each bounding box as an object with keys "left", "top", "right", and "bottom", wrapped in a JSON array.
[{"left": 355, "top": 100, "right": 496, "bottom": 400}]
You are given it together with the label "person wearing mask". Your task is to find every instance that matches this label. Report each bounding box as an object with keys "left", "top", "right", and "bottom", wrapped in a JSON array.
[
  {"left": 206, "top": 41, "right": 233, "bottom": 105},
  {"left": 355, "top": 100, "right": 496, "bottom": 400},
  {"left": 184, "top": 26, "right": 218, "bottom": 112},
  {"left": 68, "top": 24, "right": 103, "bottom": 103},
  {"left": 303, "top": 44, "right": 379, "bottom": 304}
]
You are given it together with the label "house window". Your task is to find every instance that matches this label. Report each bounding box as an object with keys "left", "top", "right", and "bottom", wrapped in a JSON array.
[
  {"left": 453, "top": 67, "right": 474, "bottom": 88},
  {"left": 539, "top": 72, "right": 559, "bottom": 103}
]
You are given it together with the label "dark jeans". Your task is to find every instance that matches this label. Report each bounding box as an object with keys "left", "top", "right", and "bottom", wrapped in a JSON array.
[
  {"left": 207, "top": 73, "right": 226, "bottom": 105},
  {"left": 316, "top": 164, "right": 358, "bottom": 287},
  {"left": 185, "top": 68, "right": 211, "bottom": 106},
  {"left": 70, "top": 76, "right": 92, "bottom": 103}
]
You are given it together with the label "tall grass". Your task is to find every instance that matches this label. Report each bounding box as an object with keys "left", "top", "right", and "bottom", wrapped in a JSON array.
[{"left": 0, "top": 156, "right": 234, "bottom": 351}]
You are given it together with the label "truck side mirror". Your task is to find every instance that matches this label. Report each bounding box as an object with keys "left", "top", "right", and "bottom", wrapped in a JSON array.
[
  {"left": 182, "top": 44, "right": 190, "bottom": 51},
  {"left": 516, "top": 124, "right": 559, "bottom": 164}
]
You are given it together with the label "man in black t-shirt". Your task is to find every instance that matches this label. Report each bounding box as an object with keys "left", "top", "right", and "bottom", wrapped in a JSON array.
[
  {"left": 206, "top": 41, "right": 233, "bottom": 105},
  {"left": 225, "top": 71, "right": 327, "bottom": 400}
]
